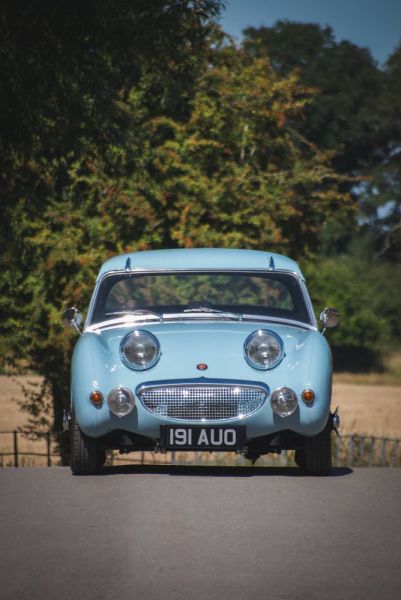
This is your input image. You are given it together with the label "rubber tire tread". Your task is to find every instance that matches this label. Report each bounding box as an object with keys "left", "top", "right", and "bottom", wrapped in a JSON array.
[
  {"left": 302, "top": 417, "right": 332, "bottom": 475},
  {"left": 70, "top": 414, "right": 102, "bottom": 475}
]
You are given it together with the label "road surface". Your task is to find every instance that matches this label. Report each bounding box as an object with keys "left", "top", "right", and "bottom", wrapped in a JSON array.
[{"left": 0, "top": 466, "right": 400, "bottom": 600}]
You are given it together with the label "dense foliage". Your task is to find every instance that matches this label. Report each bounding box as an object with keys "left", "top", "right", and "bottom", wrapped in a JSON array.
[
  {"left": 243, "top": 22, "right": 401, "bottom": 260},
  {"left": 0, "top": 6, "right": 400, "bottom": 434}
]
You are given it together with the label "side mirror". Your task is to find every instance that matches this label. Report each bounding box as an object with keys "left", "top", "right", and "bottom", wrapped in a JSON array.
[
  {"left": 62, "top": 307, "right": 83, "bottom": 334},
  {"left": 320, "top": 307, "right": 340, "bottom": 332}
]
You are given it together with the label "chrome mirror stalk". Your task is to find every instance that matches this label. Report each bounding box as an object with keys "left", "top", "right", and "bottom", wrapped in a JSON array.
[{"left": 62, "top": 307, "right": 83, "bottom": 335}]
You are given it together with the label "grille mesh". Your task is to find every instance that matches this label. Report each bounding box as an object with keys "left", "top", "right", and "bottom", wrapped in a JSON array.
[{"left": 138, "top": 383, "right": 266, "bottom": 421}]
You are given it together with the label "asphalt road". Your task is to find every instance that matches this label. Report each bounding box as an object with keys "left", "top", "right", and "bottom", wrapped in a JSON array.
[{"left": 1, "top": 466, "right": 400, "bottom": 600}]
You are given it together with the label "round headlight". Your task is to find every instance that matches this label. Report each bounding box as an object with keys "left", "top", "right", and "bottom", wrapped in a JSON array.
[
  {"left": 120, "top": 330, "right": 160, "bottom": 371},
  {"left": 244, "top": 330, "right": 283, "bottom": 370},
  {"left": 107, "top": 386, "right": 135, "bottom": 417},
  {"left": 270, "top": 387, "right": 298, "bottom": 417}
]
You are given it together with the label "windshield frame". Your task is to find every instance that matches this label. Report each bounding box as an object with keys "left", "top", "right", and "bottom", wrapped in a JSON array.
[{"left": 84, "top": 268, "right": 317, "bottom": 332}]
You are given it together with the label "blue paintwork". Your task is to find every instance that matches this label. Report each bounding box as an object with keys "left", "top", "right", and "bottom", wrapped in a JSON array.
[
  {"left": 71, "top": 326, "right": 332, "bottom": 440},
  {"left": 70, "top": 249, "right": 332, "bottom": 447}
]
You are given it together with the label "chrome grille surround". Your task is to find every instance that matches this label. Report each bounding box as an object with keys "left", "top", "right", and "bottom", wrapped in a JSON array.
[{"left": 137, "top": 380, "right": 268, "bottom": 421}]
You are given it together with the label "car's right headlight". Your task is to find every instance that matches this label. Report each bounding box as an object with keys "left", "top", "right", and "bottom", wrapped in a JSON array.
[
  {"left": 244, "top": 329, "right": 284, "bottom": 370},
  {"left": 120, "top": 330, "right": 161, "bottom": 371}
]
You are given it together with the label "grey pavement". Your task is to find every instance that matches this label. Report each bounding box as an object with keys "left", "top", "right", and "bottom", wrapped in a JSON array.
[{"left": 0, "top": 466, "right": 400, "bottom": 600}]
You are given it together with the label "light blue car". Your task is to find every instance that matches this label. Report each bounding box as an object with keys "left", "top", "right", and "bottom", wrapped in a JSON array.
[{"left": 63, "top": 248, "right": 340, "bottom": 475}]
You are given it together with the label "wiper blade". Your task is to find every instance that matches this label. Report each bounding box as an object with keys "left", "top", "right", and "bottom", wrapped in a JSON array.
[
  {"left": 129, "top": 309, "right": 163, "bottom": 322},
  {"left": 105, "top": 309, "right": 163, "bottom": 322},
  {"left": 183, "top": 307, "right": 242, "bottom": 321},
  {"left": 90, "top": 310, "right": 164, "bottom": 331}
]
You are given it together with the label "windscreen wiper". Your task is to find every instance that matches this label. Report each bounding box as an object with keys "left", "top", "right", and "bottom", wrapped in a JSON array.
[
  {"left": 183, "top": 307, "right": 242, "bottom": 321},
  {"left": 103, "top": 309, "right": 164, "bottom": 322}
]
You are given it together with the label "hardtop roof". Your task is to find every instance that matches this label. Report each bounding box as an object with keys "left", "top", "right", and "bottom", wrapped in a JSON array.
[{"left": 97, "top": 248, "right": 304, "bottom": 280}]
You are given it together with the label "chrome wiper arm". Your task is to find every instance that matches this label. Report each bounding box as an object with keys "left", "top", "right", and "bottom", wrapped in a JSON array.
[
  {"left": 104, "top": 309, "right": 163, "bottom": 322},
  {"left": 129, "top": 309, "right": 164, "bottom": 322},
  {"left": 183, "top": 307, "right": 242, "bottom": 321}
]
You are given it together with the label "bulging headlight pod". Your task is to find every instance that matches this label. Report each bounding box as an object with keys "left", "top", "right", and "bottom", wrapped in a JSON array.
[
  {"left": 120, "top": 330, "right": 160, "bottom": 371},
  {"left": 270, "top": 387, "right": 298, "bottom": 417},
  {"left": 244, "top": 330, "right": 283, "bottom": 370},
  {"left": 107, "top": 386, "right": 135, "bottom": 417}
]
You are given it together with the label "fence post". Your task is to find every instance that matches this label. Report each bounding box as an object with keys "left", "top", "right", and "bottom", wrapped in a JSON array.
[
  {"left": 391, "top": 441, "right": 398, "bottom": 468},
  {"left": 348, "top": 435, "right": 354, "bottom": 468},
  {"left": 359, "top": 436, "right": 365, "bottom": 463},
  {"left": 381, "top": 438, "right": 387, "bottom": 466},
  {"left": 335, "top": 435, "right": 341, "bottom": 466},
  {"left": 369, "top": 437, "right": 375, "bottom": 467},
  {"left": 46, "top": 432, "right": 51, "bottom": 467},
  {"left": 13, "top": 431, "right": 19, "bottom": 468}
]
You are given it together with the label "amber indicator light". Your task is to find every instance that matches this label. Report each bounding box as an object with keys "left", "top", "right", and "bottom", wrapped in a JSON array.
[
  {"left": 196, "top": 363, "right": 208, "bottom": 371},
  {"left": 90, "top": 390, "right": 104, "bottom": 406},
  {"left": 302, "top": 389, "right": 315, "bottom": 403}
]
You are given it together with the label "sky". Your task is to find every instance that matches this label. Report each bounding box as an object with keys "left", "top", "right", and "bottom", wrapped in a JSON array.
[{"left": 219, "top": 0, "right": 401, "bottom": 65}]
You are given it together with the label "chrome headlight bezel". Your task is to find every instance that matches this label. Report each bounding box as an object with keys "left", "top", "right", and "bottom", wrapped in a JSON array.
[
  {"left": 244, "top": 329, "right": 284, "bottom": 371},
  {"left": 120, "top": 329, "right": 161, "bottom": 371}
]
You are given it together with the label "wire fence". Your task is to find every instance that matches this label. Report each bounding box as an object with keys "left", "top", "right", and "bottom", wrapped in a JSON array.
[
  {"left": 0, "top": 430, "right": 401, "bottom": 468},
  {"left": 0, "top": 431, "right": 56, "bottom": 467}
]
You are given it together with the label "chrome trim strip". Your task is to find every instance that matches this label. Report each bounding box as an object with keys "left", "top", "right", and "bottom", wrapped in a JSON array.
[
  {"left": 86, "top": 314, "right": 315, "bottom": 333},
  {"left": 299, "top": 278, "right": 318, "bottom": 329}
]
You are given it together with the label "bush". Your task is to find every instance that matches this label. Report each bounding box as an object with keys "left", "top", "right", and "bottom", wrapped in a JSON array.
[{"left": 303, "top": 258, "right": 401, "bottom": 371}]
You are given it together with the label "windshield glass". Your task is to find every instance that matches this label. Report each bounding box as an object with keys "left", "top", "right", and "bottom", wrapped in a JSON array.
[{"left": 90, "top": 271, "right": 311, "bottom": 325}]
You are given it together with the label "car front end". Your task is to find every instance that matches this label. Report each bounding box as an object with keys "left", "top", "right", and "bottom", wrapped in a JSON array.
[{"left": 64, "top": 248, "right": 339, "bottom": 474}]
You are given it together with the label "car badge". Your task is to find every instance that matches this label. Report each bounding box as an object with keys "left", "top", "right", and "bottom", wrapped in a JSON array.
[{"left": 196, "top": 363, "right": 208, "bottom": 371}]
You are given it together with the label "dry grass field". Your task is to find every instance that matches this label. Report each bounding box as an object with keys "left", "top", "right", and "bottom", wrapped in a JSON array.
[{"left": 1, "top": 375, "right": 400, "bottom": 466}]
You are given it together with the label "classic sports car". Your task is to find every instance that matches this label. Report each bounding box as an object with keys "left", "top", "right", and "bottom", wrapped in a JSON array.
[{"left": 63, "top": 248, "right": 340, "bottom": 475}]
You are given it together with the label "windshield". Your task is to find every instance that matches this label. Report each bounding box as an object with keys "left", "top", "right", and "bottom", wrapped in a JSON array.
[{"left": 90, "top": 271, "right": 312, "bottom": 325}]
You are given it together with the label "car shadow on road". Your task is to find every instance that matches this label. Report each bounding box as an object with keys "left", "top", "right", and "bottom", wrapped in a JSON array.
[{"left": 95, "top": 464, "right": 353, "bottom": 477}]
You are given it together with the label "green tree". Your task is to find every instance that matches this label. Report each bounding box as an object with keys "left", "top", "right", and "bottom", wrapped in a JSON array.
[
  {"left": 0, "top": 0, "right": 223, "bottom": 273},
  {"left": 8, "top": 36, "right": 353, "bottom": 436},
  {"left": 303, "top": 257, "right": 401, "bottom": 370},
  {"left": 357, "top": 43, "right": 401, "bottom": 262},
  {"left": 0, "top": 0, "right": 223, "bottom": 433},
  {"left": 242, "top": 21, "right": 391, "bottom": 255},
  {"left": 242, "top": 21, "right": 386, "bottom": 174}
]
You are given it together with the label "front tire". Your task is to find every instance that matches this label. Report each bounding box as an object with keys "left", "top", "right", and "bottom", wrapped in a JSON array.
[
  {"left": 297, "top": 418, "right": 332, "bottom": 475},
  {"left": 70, "top": 414, "right": 105, "bottom": 475}
]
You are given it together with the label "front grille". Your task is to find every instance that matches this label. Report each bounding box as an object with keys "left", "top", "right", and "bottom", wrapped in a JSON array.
[{"left": 138, "top": 382, "right": 267, "bottom": 421}]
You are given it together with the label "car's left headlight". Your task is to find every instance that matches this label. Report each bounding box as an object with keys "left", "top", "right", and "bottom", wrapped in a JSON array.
[
  {"left": 244, "top": 329, "right": 284, "bottom": 370},
  {"left": 120, "top": 330, "right": 161, "bottom": 370}
]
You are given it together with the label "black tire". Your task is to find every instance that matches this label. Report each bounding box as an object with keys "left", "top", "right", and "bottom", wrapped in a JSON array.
[
  {"left": 70, "top": 414, "right": 105, "bottom": 475},
  {"left": 294, "top": 449, "right": 306, "bottom": 470},
  {"left": 298, "top": 417, "right": 332, "bottom": 475}
]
